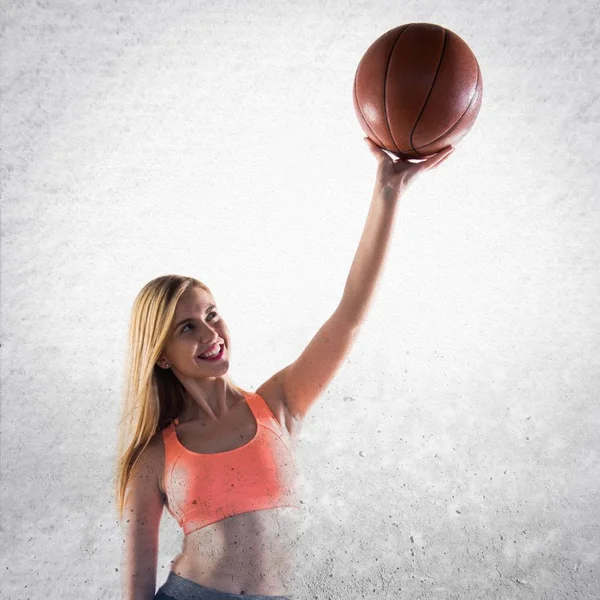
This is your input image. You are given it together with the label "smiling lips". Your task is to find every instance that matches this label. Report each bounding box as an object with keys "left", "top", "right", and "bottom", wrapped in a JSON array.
[{"left": 199, "top": 343, "right": 223, "bottom": 359}]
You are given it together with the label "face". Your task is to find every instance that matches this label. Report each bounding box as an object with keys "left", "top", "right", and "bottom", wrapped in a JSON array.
[{"left": 159, "top": 286, "right": 230, "bottom": 378}]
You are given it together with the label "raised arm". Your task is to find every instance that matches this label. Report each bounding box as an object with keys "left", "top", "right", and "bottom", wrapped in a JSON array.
[
  {"left": 339, "top": 139, "right": 455, "bottom": 325},
  {"left": 278, "top": 140, "right": 455, "bottom": 422},
  {"left": 120, "top": 437, "right": 165, "bottom": 600}
]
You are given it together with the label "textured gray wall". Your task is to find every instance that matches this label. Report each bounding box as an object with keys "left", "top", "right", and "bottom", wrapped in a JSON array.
[{"left": 2, "top": 0, "right": 599, "bottom": 598}]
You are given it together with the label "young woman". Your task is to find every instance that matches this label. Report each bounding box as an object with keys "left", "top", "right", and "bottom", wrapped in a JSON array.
[{"left": 115, "top": 139, "right": 454, "bottom": 600}]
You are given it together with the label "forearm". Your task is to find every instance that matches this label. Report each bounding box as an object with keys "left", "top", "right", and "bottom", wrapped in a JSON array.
[
  {"left": 338, "top": 184, "right": 402, "bottom": 326},
  {"left": 120, "top": 527, "right": 159, "bottom": 600},
  {"left": 121, "top": 558, "right": 157, "bottom": 600}
]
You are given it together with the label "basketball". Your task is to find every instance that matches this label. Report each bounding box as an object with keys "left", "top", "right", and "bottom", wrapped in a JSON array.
[{"left": 353, "top": 23, "right": 483, "bottom": 159}]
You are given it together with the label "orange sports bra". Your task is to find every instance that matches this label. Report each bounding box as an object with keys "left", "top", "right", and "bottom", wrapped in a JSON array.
[{"left": 162, "top": 390, "right": 299, "bottom": 534}]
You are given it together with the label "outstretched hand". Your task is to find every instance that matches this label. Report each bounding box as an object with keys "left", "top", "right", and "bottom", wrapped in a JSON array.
[{"left": 364, "top": 137, "right": 455, "bottom": 197}]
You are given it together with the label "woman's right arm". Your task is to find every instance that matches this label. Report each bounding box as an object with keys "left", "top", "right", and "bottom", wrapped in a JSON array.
[{"left": 120, "top": 437, "right": 166, "bottom": 600}]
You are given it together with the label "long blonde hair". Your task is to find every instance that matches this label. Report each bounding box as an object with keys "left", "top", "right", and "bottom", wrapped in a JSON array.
[{"left": 114, "top": 274, "right": 243, "bottom": 518}]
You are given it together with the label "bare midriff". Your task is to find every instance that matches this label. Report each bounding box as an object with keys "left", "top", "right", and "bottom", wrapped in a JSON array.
[{"left": 169, "top": 506, "right": 300, "bottom": 596}]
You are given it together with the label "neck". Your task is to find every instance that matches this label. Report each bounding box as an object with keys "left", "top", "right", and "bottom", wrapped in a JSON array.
[{"left": 180, "top": 377, "right": 240, "bottom": 422}]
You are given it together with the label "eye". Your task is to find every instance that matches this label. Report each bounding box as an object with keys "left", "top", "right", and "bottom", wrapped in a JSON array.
[{"left": 181, "top": 312, "right": 218, "bottom": 334}]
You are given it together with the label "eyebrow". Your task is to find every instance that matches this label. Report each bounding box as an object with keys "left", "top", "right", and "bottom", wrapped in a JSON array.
[{"left": 174, "top": 305, "right": 217, "bottom": 329}]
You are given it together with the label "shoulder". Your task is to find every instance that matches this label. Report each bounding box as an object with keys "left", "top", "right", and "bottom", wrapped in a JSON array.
[
  {"left": 131, "top": 431, "right": 167, "bottom": 498},
  {"left": 255, "top": 368, "right": 301, "bottom": 439},
  {"left": 121, "top": 432, "right": 166, "bottom": 534}
]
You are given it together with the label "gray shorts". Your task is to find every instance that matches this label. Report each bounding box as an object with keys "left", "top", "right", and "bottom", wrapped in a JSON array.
[{"left": 154, "top": 571, "right": 292, "bottom": 600}]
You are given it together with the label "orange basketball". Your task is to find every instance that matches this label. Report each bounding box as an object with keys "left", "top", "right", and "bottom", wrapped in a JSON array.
[{"left": 353, "top": 23, "right": 483, "bottom": 159}]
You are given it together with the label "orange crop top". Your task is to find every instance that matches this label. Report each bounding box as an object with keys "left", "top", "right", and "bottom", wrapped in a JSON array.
[{"left": 162, "top": 390, "right": 299, "bottom": 534}]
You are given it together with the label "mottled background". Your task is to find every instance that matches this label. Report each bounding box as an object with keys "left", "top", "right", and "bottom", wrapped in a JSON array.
[{"left": 2, "top": 0, "right": 599, "bottom": 598}]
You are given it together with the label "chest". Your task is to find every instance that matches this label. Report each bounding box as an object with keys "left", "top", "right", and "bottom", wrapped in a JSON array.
[
  {"left": 164, "top": 413, "right": 298, "bottom": 529},
  {"left": 175, "top": 403, "right": 258, "bottom": 454}
]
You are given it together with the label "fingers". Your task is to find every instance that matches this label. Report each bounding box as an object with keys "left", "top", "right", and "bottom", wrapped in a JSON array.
[
  {"left": 366, "top": 137, "right": 454, "bottom": 168},
  {"left": 433, "top": 153, "right": 452, "bottom": 169},
  {"left": 364, "top": 137, "right": 393, "bottom": 162},
  {"left": 424, "top": 146, "right": 455, "bottom": 170},
  {"left": 363, "top": 137, "right": 380, "bottom": 152}
]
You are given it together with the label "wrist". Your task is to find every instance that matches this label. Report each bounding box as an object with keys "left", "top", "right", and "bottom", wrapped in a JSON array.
[{"left": 374, "top": 182, "right": 403, "bottom": 202}]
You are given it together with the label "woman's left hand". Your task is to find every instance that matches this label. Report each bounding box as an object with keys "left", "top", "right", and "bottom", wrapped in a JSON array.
[{"left": 364, "top": 137, "right": 455, "bottom": 198}]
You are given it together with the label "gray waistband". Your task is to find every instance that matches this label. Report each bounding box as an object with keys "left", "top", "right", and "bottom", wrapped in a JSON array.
[{"left": 156, "top": 571, "right": 292, "bottom": 600}]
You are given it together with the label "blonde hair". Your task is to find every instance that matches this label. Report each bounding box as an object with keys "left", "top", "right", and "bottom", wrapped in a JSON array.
[{"left": 114, "top": 274, "right": 243, "bottom": 518}]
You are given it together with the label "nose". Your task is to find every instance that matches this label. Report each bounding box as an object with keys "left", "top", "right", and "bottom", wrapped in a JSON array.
[{"left": 198, "top": 322, "right": 220, "bottom": 345}]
